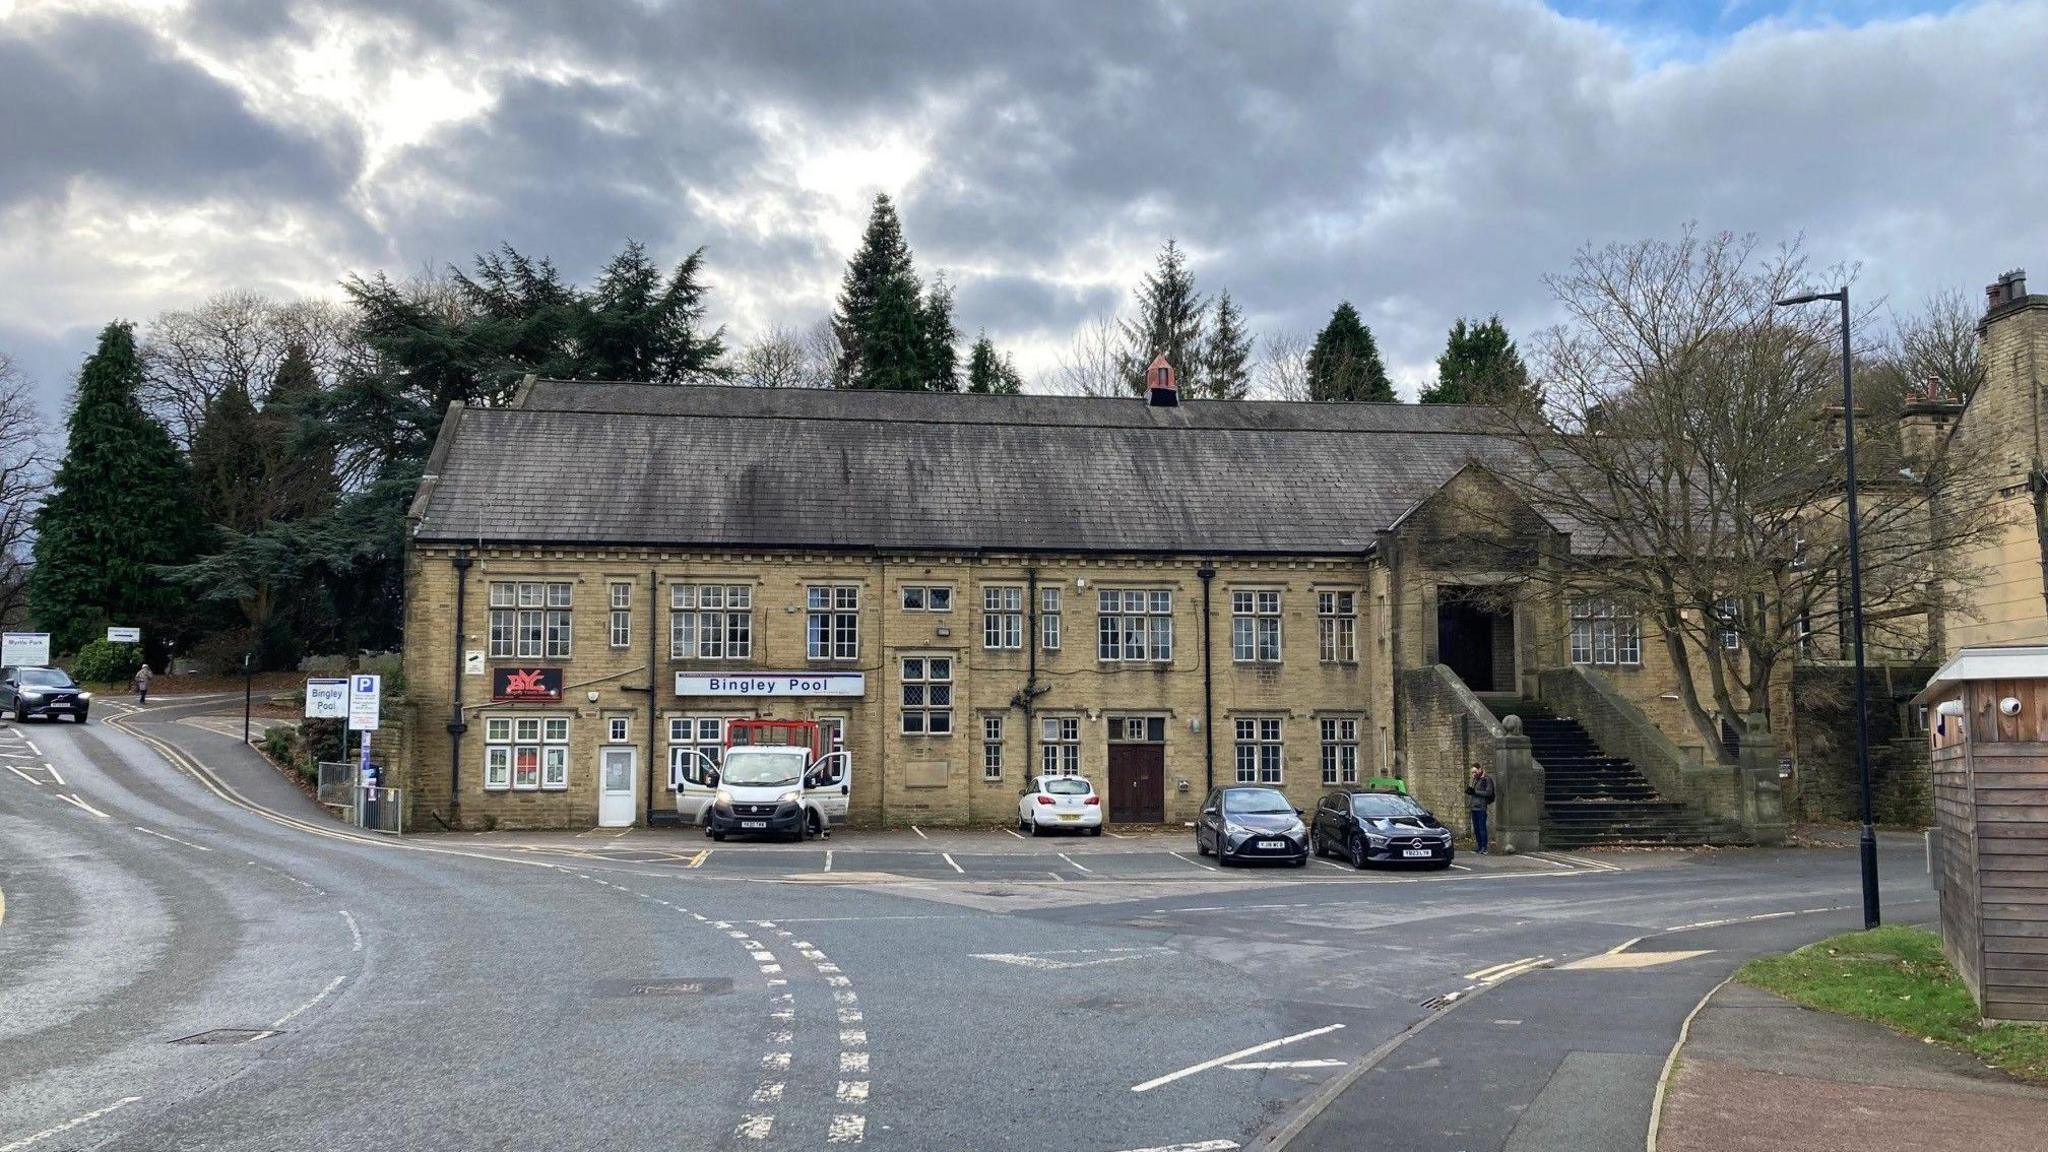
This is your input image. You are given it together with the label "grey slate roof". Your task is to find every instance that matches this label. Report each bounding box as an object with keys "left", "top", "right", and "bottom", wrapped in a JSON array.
[{"left": 410, "top": 381, "right": 1522, "bottom": 554}]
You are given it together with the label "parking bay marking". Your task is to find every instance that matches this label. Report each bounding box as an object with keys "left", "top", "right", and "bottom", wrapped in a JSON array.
[
  {"left": 1132, "top": 1023, "right": 1346, "bottom": 1092},
  {"left": 1224, "top": 1059, "right": 1347, "bottom": 1071}
]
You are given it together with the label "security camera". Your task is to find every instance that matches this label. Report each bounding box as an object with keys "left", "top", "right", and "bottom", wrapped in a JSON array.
[{"left": 2000, "top": 697, "right": 2023, "bottom": 717}]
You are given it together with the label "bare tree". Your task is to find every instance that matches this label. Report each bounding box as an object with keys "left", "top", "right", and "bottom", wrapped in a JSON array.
[
  {"left": 1048, "top": 315, "right": 1128, "bottom": 398},
  {"left": 0, "top": 353, "right": 48, "bottom": 629},
  {"left": 1255, "top": 330, "right": 1314, "bottom": 401},
  {"left": 733, "top": 323, "right": 832, "bottom": 388},
  {"left": 1478, "top": 228, "right": 1998, "bottom": 754},
  {"left": 1890, "top": 287, "right": 1986, "bottom": 403},
  {"left": 140, "top": 290, "right": 357, "bottom": 446}
]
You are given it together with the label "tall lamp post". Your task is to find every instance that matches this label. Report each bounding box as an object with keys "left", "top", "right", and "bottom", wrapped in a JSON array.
[{"left": 1776, "top": 286, "right": 1880, "bottom": 930}]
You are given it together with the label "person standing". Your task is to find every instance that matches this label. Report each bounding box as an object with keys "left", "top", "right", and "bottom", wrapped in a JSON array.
[
  {"left": 1465, "top": 762, "right": 1496, "bottom": 853},
  {"left": 133, "top": 662, "right": 153, "bottom": 705}
]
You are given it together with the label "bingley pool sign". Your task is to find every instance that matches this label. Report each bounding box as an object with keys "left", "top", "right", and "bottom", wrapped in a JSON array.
[{"left": 674, "top": 672, "right": 865, "bottom": 697}]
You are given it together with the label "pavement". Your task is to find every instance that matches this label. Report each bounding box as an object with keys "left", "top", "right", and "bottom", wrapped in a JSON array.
[
  {"left": 0, "top": 696, "right": 1956, "bottom": 1152},
  {"left": 1658, "top": 982, "right": 2048, "bottom": 1152}
]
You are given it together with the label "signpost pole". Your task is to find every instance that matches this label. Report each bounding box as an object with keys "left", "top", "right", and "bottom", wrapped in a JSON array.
[{"left": 242, "top": 653, "right": 253, "bottom": 744}]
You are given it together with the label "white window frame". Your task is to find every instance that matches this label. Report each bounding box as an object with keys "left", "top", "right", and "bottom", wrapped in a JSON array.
[
  {"left": 900, "top": 585, "right": 954, "bottom": 612},
  {"left": 1320, "top": 717, "right": 1359, "bottom": 786},
  {"left": 899, "top": 655, "right": 954, "bottom": 736},
  {"left": 667, "top": 715, "right": 736, "bottom": 786},
  {"left": 1716, "top": 597, "right": 1741, "bottom": 651},
  {"left": 982, "top": 585, "right": 1024, "bottom": 650},
  {"left": 1318, "top": 590, "right": 1358, "bottom": 664},
  {"left": 1097, "top": 588, "right": 1173, "bottom": 663},
  {"left": 1041, "top": 715, "right": 1080, "bottom": 775},
  {"left": 488, "top": 581, "right": 573, "bottom": 659},
  {"left": 1231, "top": 588, "right": 1283, "bottom": 663},
  {"left": 1570, "top": 599, "right": 1641, "bottom": 667},
  {"left": 808, "top": 585, "right": 861, "bottom": 661},
  {"left": 1233, "top": 717, "right": 1284, "bottom": 785},
  {"left": 670, "top": 583, "right": 753, "bottom": 660},
  {"left": 982, "top": 715, "right": 1005, "bottom": 780},
  {"left": 1040, "top": 587, "right": 1062, "bottom": 651},
  {"left": 607, "top": 716, "right": 631, "bottom": 743},
  {"left": 609, "top": 582, "right": 632, "bottom": 649},
  {"left": 484, "top": 714, "right": 570, "bottom": 792}
]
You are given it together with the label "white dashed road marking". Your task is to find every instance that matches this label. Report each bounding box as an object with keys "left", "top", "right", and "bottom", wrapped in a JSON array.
[{"left": 0, "top": 1095, "right": 144, "bottom": 1152}]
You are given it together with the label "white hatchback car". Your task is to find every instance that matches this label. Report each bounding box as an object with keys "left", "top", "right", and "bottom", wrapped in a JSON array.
[{"left": 1018, "top": 774, "right": 1103, "bottom": 836}]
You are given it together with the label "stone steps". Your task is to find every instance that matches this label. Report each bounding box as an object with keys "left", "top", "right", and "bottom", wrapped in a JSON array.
[{"left": 1500, "top": 700, "right": 1751, "bottom": 848}]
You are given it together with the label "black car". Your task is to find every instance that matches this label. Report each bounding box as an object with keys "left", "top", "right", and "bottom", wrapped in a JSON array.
[
  {"left": 0, "top": 665, "right": 92, "bottom": 723},
  {"left": 1311, "top": 788, "right": 1455, "bottom": 869},
  {"left": 1195, "top": 786, "right": 1309, "bottom": 867}
]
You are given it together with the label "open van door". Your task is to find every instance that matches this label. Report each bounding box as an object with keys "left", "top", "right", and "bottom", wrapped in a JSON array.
[
  {"left": 670, "top": 748, "right": 720, "bottom": 825},
  {"left": 806, "top": 751, "right": 852, "bottom": 829}
]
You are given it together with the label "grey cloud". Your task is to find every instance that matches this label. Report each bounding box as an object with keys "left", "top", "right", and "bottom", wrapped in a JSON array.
[
  {"left": 0, "top": 10, "right": 359, "bottom": 212},
  {"left": 7, "top": 0, "right": 2046, "bottom": 419}
]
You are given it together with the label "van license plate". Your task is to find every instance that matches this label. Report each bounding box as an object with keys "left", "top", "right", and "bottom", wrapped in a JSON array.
[
  {"left": 741, "top": 821, "right": 767, "bottom": 829},
  {"left": 1258, "top": 840, "right": 1286, "bottom": 849},
  {"left": 1402, "top": 848, "right": 1433, "bottom": 858}
]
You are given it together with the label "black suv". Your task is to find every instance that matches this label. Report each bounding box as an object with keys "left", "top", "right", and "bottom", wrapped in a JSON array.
[
  {"left": 1311, "top": 788, "right": 1454, "bottom": 869},
  {"left": 1, "top": 666, "right": 92, "bottom": 723}
]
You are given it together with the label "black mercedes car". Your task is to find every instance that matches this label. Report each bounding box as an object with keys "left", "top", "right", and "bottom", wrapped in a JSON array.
[
  {"left": 0, "top": 666, "right": 92, "bottom": 723},
  {"left": 1311, "top": 788, "right": 1455, "bottom": 869},
  {"left": 1195, "top": 785, "right": 1309, "bottom": 867}
]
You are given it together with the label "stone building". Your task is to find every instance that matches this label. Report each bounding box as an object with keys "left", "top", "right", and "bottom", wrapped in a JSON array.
[{"left": 393, "top": 365, "right": 1785, "bottom": 837}]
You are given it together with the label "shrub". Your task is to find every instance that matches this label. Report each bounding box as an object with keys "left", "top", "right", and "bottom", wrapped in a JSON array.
[{"left": 71, "top": 640, "right": 143, "bottom": 685}]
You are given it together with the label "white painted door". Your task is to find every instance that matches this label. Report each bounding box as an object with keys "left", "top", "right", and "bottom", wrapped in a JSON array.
[{"left": 599, "top": 747, "right": 637, "bottom": 828}]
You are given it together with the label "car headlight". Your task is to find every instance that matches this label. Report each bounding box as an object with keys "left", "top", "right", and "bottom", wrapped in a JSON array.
[
  {"left": 713, "top": 790, "right": 733, "bottom": 807},
  {"left": 776, "top": 790, "right": 801, "bottom": 805},
  {"left": 77, "top": 691, "right": 92, "bottom": 702},
  {"left": 1223, "top": 822, "right": 1249, "bottom": 843},
  {"left": 20, "top": 690, "right": 43, "bottom": 701},
  {"left": 1366, "top": 832, "right": 1390, "bottom": 847}
]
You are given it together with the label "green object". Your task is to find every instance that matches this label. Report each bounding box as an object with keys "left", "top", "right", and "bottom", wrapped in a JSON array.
[
  {"left": 70, "top": 639, "right": 143, "bottom": 685},
  {"left": 966, "top": 333, "right": 1024, "bottom": 395},
  {"left": 1307, "top": 302, "right": 1394, "bottom": 402},
  {"left": 833, "top": 194, "right": 956, "bottom": 392},
  {"left": 30, "top": 323, "right": 204, "bottom": 655},
  {"left": 1740, "top": 926, "right": 2048, "bottom": 1085},
  {"left": 1422, "top": 315, "right": 1538, "bottom": 407},
  {"left": 1119, "top": 239, "right": 1210, "bottom": 397},
  {"left": 1201, "top": 291, "right": 1254, "bottom": 400},
  {"left": 1366, "top": 775, "right": 1408, "bottom": 795}
]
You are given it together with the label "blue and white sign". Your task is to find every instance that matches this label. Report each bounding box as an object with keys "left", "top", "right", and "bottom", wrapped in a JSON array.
[
  {"left": 348, "top": 674, "right": 382, "bottom": 731},
  {"left": 674, "top": 672, "right": 865, "bottom": 698}
]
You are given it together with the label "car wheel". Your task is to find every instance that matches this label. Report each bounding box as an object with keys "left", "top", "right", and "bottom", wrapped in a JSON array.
[
  {"left": 1195, "top": 833, "right": 1210, "bottom": 857},
  {"left": 1088, "top": 826, "right": 1103, "bottom": 837},
  {"left": 1311, "top": 829, "right": 1326, "bottom": 858},
  {"left": 1028, "top": 818, "right": 1042, "bottom": 837},
  {"left": 1295, "top": 855, "right": 1309, "bottom": 868},
  {"left": 1433, "top": 859, "right": 1453, "bottom": 870},
  {"left": 1351, "top": 838, "right": 1369, "bottom": 870},
  {"left": 710, "top": 831, "right": 727, "bottom": 842},
  {"left": 74, "top": 712, "right": 89, "bottom": 724}
]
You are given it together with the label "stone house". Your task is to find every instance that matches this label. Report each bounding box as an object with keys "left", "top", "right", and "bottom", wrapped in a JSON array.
[{"left": 393, "top": 364, "right": 1791, "bottom": 838}]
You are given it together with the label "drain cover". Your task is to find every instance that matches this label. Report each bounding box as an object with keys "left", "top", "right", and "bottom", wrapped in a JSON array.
[
  {"left": 171, "top": 1028, "right": 278, "bottom": 1045},
  {"left": 594, "top": 977, "right": 734, "bottom": 998}
]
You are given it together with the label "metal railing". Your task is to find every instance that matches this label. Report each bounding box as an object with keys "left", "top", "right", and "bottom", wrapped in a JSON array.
[
  {"left": 316, "top": 760, "right": 359, "bottom": 808},
  {"left": 357, "top": 785, "right": 404, "bottom": 835}
]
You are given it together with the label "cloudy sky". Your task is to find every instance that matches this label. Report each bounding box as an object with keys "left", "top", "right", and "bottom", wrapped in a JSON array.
[{"left": 2, "top": 0, "right": 2044, "bottom": 423}]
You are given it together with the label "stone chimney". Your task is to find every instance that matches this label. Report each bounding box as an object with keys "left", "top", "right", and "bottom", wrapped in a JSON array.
[
  {"left": 1145, "top": 354, "right": 1180, "bottom": 407},
  {"left": 1898, "top": 378, "right": 1964, "bottom": 472},
  {"left": 1985, "top": 268, "right": 2029, "bottom": 313}
]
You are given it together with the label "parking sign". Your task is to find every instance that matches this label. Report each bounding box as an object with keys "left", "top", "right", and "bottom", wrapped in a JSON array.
[{"left": 347, "top": 674, "right": 381, "bottom": 731}]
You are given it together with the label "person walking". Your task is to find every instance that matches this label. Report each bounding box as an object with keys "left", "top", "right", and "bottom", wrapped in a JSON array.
[
  {"left": 133, "top": 662, "right": 153, "bottom": 705},
  {"left": 1465, "top": 762, "right": 1496, "bottom": 853}
]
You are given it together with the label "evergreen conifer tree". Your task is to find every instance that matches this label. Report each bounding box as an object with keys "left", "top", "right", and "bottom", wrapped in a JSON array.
[
  {"left": 1420, "top": 315, "right": 1536, "bottom": 406},
  {"left": 580, "top": 241, "right": 726, "bottom": 381},
  {"left": 1200, "top": 291, "right": 1254, "bottom": 400},
  {"left": 833, "top": 195, "right": 931, "bottom": 390},
  {"left": 1119, "top": 240, "right": 1208, "bottom": 395},
  {"left": 920, "top": 273, "right": 960, "bottom": 392},
  {"left": 29, "top": 322, "right": 203, "bottom": 653},
  {"left": 1306, "top": 302, "right": 1394, "bottom": 402},
  {"left": 188, "top": 381, "right": 267, "bottom": 533}
]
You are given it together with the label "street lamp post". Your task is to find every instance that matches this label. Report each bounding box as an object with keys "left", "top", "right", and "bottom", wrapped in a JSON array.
[{"left": 1776, "top": 286, "right": 1880, "bottom": 930}]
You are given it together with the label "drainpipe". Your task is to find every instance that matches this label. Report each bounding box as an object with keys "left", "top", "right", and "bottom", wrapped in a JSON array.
[
  {"left": 448, "top": 548, "right": 472, "bottom": 827},
  {"left": 1023, "top": 566, "right": 1040, "bottom": 781},
  {"left": 1197, "top": 563, "right": 1216, "bottom": 795},
  {"left": 646, "top": 565, "right": 660, "bottom": 823}
]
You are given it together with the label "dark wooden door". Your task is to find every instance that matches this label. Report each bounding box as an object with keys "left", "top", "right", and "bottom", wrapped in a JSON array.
[
  {"left": 1108, "top": 744, "right": 1165, "bottom": 824},
  {"left": 1436, "top": 599, "right": 1495, "bottom": 690}
]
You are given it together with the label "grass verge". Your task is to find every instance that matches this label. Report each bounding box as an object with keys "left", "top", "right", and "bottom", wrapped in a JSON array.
[{"left": 1738, "top": 925, "right": 2048, "bottom": 1085}]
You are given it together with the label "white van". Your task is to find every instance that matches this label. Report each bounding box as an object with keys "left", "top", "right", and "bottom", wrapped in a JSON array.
[{"left": 672, "top": 720, "right": 849, "bottom": 841}]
